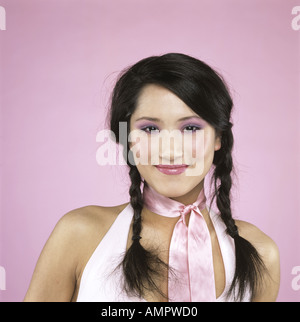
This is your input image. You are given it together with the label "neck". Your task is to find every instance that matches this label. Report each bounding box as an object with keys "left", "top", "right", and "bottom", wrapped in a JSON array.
[
  {"left": 141, "top": 180, "right": 214, "bottom": 234},
  {"left": 169, "top": 181, "right": 205, "bottom": 206}
]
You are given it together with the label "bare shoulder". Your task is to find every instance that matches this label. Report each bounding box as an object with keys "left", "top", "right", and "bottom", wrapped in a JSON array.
[
  {"left": 235, "top": 219, "right": 280, "bottom": 301},
  {"left": 52, "top": 202, "right": 130, "bottom": 262},
  {"left": 235, "top": 220, "right": 279, "bottom": 262},
  {"left": 24, "top": 202, "right": 129, "bottom": 301},
  {"left": 59, "top": 202, "right": 130, "bottom": 237}
]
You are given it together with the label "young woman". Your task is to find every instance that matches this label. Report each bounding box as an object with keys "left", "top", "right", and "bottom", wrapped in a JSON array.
[{"left": 24, "top": 53, "right": 280, "bottom": 302}]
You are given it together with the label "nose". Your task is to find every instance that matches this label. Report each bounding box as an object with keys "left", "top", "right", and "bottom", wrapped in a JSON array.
[{"left": 158, "top": 129, "right": 184, "bottom": 164}]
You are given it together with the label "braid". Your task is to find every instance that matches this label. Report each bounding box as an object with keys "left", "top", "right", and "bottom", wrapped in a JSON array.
[
  {"left": 128, "top": 165, "right": 143, "bottom": 241},
  {"left": 120, "top": 163, "right": 168, "bottom": 299},
  {"left": 214, "top": 127, "right": 239, "bottom": 239},
  {"left": 211, "top": 127, "right": 266, "bottom": 301}
]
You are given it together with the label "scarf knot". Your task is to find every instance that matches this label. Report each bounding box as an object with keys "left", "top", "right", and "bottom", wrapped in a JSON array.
[{"left": 179, "top": 204, "right": 198, "bottom": 225}]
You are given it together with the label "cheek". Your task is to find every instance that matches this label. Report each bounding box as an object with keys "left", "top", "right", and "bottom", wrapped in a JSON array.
[
  {"left": 129, "top": 130, "right": 153, "bottom": 164},
  {"left": 184, "top": 130, "right": 216, "bottom": 176},
  {"left": 129, "top": 129, "right": 216, "bottom": 167},
  {"left": 183, "top": 131, "right": 208, "bottom": 163}
]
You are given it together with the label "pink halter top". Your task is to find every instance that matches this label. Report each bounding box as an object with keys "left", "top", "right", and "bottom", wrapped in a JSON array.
[{"left": 76, "top": 187, "right": 251, "bottom": 302}]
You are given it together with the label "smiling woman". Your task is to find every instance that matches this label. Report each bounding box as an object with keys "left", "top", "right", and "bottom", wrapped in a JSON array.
[
  {"left": 128, "top": 84, "right": 218, "bottom": 197},
  {"left": 24, "top": 53, "right": 280, "bottom": 302}
]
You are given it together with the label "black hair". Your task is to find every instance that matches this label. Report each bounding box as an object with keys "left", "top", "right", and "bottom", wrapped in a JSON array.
[{"left": 109, "top": 53, "right": 266, "bottom": 301}]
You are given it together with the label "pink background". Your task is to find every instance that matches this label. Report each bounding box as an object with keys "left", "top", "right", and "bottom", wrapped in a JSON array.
[{"left": 0, "top": 0, "right": 299, "bottom": 302}]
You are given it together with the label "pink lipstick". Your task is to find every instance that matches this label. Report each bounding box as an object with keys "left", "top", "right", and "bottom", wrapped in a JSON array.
[{"left": 155, "top": 165, "right": 188, "bottom": 175}]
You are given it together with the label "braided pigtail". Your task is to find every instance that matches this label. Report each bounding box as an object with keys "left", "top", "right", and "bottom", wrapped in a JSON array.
[
  {"left": 121, "top": 163, "right": 168, "bottom": 299},
  {"left": 211, "top": 126, "right": 266, "bottom": 301}
]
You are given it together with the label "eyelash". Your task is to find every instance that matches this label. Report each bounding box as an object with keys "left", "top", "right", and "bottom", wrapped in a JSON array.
[
  {"left": 140, "top": 125, "right": 202, "bottom": 133},
  {"left": 183, "top": 125, "right": 202, "bottom": 132},
  {"left": 140, "top": 126, "right": 159, "bottom": 133}
]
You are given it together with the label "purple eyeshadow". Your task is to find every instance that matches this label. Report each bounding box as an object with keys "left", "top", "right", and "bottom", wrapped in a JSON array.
[
  {"left": 179, "top": 117, "right": 207, "bottom": 129},
  {"left": 134, "top": 117, "right": 207, "bottom": 132}
]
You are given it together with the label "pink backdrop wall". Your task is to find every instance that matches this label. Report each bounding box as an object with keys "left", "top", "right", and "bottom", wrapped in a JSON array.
[{"left": 0, "top": 0, "right": 299, "bottom": 301}]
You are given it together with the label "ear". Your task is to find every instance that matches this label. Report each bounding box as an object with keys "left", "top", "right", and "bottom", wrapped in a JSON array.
[{"left": 214, "top": 135, "right": 222, "bottom": 151}]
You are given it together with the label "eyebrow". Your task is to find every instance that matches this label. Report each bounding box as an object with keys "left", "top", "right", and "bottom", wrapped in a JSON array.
[{"left": 134, "top": 116, "right": 203, "bottom": 122}]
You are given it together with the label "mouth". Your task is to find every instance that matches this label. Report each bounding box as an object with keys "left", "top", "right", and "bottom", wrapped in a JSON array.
[{"left": 154, "top": 164, "right": 189, "bottom": 175}]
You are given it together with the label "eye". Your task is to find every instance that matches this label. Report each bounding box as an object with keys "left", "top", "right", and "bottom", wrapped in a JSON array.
[
  {"left": 140, "top": 125, "right": 160, "bottom": 134},
  {"left": 183, "top": 125, "right": 202, "bottom": 132}
]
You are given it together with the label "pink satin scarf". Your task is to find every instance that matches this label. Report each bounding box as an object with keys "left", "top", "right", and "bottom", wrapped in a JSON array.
[{"left": 142, "top": 183, "right": 216, "bottom": 302}]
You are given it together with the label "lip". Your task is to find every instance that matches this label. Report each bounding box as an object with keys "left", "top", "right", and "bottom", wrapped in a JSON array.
[{"left": 155, "top": 164, "right": 188, "bottom": 175}]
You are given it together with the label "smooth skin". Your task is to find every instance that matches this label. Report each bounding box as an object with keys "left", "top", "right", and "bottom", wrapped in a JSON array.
[
  {"left": 24, "top": 203, "right": 280, "bottom": 302},
  {"left": 24, "top": 85, "right": 280, "bottom": 302}
]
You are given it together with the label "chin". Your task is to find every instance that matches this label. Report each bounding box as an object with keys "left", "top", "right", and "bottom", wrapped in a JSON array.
[
  {"left": 140, "top": 165, "right": 203, "bottom": 198},
  {"left": 147, "top": 177, "right": 198, "bottom": 199}
]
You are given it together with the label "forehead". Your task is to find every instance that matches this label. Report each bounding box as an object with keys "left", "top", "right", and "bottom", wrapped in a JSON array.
[{"left": 132, "top": 84, "right": 198, "bottom": 120}]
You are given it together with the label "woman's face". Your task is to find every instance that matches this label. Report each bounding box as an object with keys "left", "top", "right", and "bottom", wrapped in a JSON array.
[{"left": 129, "top": 84, "right": 221, "bottom": 199}]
